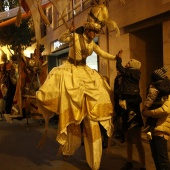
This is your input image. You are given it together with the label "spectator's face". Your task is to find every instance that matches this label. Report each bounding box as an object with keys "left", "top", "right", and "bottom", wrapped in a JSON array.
[{"left": 125, "top": 62, "right": 130, "bottom": 68}]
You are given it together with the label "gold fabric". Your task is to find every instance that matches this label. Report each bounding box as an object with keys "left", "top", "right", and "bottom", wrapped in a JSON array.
[
  {"left": 58, "top": 30, "right": 116, "bottom": 61},
  {"left": 36, "top": 62, "right": 114, "bottom": 168},
  {"left": 37, "top": 61, "right": 113, "bottom": 122},
  {"left": 61, "top": 123, "right": 82, "bottom": 155},
  {"left": 36, "top": 30, "right": 115, "bottom": 170},
  {"left": 83, "top": 117, "right": 103, "bottom": 170}
]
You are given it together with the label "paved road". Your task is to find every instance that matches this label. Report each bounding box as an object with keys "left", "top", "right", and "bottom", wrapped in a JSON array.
[{"left": 0, "top": 117, "right": 165, "bottom": 170}]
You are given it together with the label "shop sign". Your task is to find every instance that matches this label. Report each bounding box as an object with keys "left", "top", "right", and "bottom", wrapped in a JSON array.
[{"left": 51, "top": 39, "right": 68, "bottom": 52}]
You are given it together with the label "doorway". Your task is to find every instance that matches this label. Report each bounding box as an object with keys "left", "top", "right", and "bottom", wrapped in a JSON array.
[{"left": 130, "top": 23, "right": 163, "bottom": 100}]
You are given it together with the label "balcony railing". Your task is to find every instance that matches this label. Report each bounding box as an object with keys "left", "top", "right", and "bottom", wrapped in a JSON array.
[{"left": 56, "top": 0, "right": 91, "bottom": 28}]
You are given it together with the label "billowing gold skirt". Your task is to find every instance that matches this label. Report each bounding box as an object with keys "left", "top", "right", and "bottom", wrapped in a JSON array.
[{"left": 36, "top": 61, "right": 114, "bottom": 170}]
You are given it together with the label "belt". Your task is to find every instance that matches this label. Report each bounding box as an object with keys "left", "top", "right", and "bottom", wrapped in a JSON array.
[{"left": 68, "top": 57, "right": 86, "bottom": 66}]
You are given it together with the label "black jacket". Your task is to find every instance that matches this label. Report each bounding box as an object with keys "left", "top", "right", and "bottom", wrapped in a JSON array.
[
  {"left": 113, "top": 74, "right": 124, "bottom": 116},
  {"left": 116, "top": 57, "right": 143, "bottom": 128},
  {"left": 116, "top": 57, "right": 141, "bottom": 96}
]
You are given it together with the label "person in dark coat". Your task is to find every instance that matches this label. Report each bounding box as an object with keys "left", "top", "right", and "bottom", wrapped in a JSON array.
[
  {"left": 116, "top": 53, "right": 143, "bottom": 130},
  {"left": 116, "top": 51, "right": 146, "bottom": 170},
  {"left": 113, "top": 71, "right": 125, "bottom": 143}
]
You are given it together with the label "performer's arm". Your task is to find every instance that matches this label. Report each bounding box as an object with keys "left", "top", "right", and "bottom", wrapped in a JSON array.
[
  {"left": 93, "top": 43, "right": 116, "bottom": 60},
  {"left": 58, "top": 29, "right": 73, "bottom": 43},
  {"left": 58, "top": 25, "right": 75, "bottom": 43}
]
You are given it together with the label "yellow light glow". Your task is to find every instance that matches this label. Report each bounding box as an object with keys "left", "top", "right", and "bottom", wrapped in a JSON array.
[{"left": 24, "top": 50, "right": 33, "bottom": 58}]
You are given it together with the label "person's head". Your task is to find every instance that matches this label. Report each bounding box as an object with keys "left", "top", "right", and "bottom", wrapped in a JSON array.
[
  {"left": 125, "top": 59, "right": 141, "bottom": 69},
  {"left": 84, "top": 22, "right": 101, "bottom": 40},
  {"left": 151, "top": 66, "right": 168, "bottom": 82}
]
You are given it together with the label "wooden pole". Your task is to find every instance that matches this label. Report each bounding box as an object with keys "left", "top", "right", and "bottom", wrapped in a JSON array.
[
  {"left": 106, "top": 0, "right": 110, "bottom": 85},
  {"left": 71, "top": 0, "right": 76, "bottom": 66},
  {"left": 104, "top": 0, "right": 112, "bottom": 156}
]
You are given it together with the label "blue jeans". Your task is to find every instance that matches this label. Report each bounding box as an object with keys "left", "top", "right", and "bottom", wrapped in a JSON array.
[{"left": 149, "top": 135, "right": 170, "bottom": 170}]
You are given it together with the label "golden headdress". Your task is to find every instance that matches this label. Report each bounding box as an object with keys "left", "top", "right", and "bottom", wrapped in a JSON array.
[{"left": 85, "top": 2, "right": 120, "bottom": 36}]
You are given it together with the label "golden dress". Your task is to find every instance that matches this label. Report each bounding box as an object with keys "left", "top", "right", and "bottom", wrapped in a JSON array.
[{"left": 36, "top": 30, "right": 116, "bottom": 170}]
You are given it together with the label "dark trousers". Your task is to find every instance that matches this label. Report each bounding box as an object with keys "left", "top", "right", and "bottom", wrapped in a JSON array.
[
  {"left": 145, "top": 117, "right": 157, "bottom": 131},
  {"left": 149, "top": 136, "right": 170, "bottom": 170},
  {"left": 4, "top": 78, "right": 16, "bottom": 114}
]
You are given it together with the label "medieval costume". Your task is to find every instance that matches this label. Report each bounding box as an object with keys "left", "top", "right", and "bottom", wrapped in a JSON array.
[
  {"left": 36, "top": 21, "right": 118, "bottom": 169},
  {"left": 36, "top": 1, "right": 121, "bottom": 169}
]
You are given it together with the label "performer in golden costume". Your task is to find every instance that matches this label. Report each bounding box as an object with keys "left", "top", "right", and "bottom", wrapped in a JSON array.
[{"left": 36, "top": 2, "right": 120, "bottom": 170}]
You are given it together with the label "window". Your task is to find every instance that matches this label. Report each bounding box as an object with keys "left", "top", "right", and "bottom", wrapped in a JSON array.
[
  {"left": 47, "top": 7, "right": 52, "bottom": 24},
  {"left": 86, "top": 51, "right": 98, "bottom": 71},
  {"left": 40, "top": 9, "right": 47, "bottom": 38},
  {"left": 54, "top": 0, "right": 92, "bottom": 28}
]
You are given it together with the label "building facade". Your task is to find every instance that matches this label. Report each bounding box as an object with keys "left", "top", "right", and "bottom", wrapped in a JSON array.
[{"left": 34, "top": 0, "right": 170, "bottom": 106}]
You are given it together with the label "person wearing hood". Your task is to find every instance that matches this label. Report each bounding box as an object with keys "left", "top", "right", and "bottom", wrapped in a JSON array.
[
  {"left": 142, "top": 67, "right": 170, "bottom": 140},
  {"left": 116, "top": 51, "right": 146, "bottom": 170},
  {"left": 142, "top": 67, "right": 170, "bottom": 170}
]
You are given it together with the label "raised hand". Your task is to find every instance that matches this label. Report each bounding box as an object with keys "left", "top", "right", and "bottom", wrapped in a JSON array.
[{"left": 117, "top": 50, "right": 123, "bottom": 58}]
